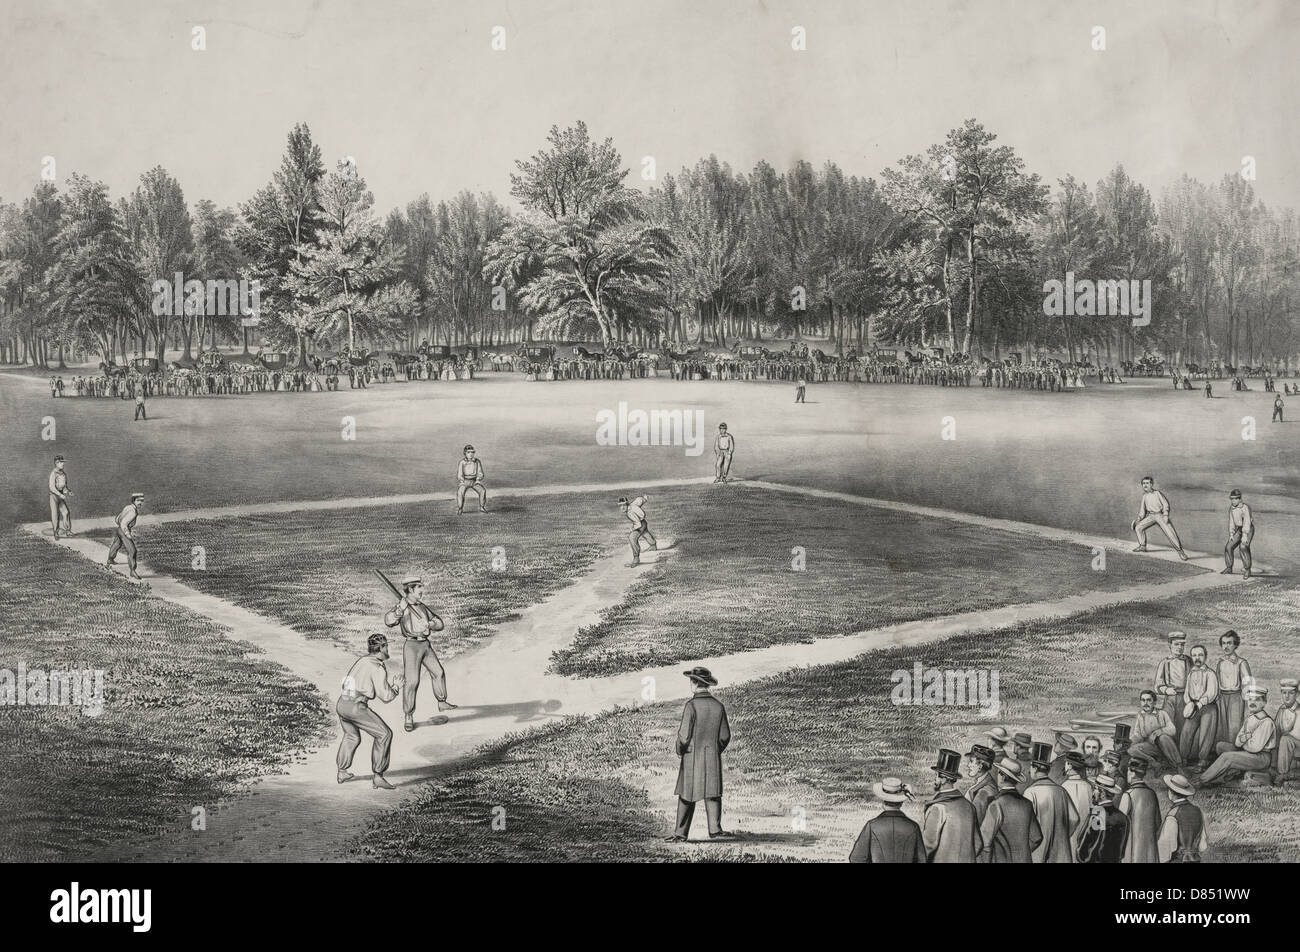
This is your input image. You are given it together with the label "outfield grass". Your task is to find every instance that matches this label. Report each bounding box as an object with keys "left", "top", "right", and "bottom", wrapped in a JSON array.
[
  {"left": 0, "top": 530, "right": 331, "bottom": 861},
  {"left": 549, "top": 485, "right": 1192, "bottom": 675},
  {"left": 350, "top": 580, "right": 1298, "bottom": 863}
]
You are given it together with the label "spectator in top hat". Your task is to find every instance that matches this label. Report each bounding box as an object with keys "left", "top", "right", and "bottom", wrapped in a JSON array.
[
  {"left": 964, "top": 745, "right": 999, "bottom": 824},
  {"left": 1118, "top": 756, "right": 1160, "bottom": 863},
  {"left": 1112, "top": 722, "right": 1133, "bottom": 776},
  {"left": 923, "top": 749, "right": 983, "bottom": 863},
  {"left": 978, "top": 759, "right": 1042, "bottom": 863},
  {"left": 1158, "top": 774, "right": 1209, "bottom": 862},
  {"left": 1077, "top": 774, "right": 1129, "bottom": 863},
  {"left": 849, "top": 778, "right": 925, "bottom": 863},
  {"left": 1023, "top": 741, "right": 1080, "bottom": 863},
  {"left": 667, "top": 667, "right": 732, "bottom": 841}
]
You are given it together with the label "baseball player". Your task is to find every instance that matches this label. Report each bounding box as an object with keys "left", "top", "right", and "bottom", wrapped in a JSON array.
[
  {"left": 619, "top": 494, "right": 657, "bottom": 568},
  {"left": 105, "top": 492, "right": 145, "bottom": 581},
  {"left": 48, "top": 455, "right": 73, "bottom": 539},
  {"left": 713, "top": 423, "right": 735, "bottom": 482},
  {"left": 1223, "top": 490, "right": 1254, "bottom": 578},
  {"left": 456, "top": 444, "right": 487, "bottom": 514},
  {"left": 383, "top": 576, "right": 458, "bottom": 732},
  {"left": 1132, "top": 476, "right": 1189, "bottom": 560},
  {"left": 337, "top": 633, "right": 403, "bottom": 789}
]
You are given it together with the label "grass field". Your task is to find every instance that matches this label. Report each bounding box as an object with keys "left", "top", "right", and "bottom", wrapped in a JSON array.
[
  {"left": 0, "top": 530, "right": 330, "bottom": 861},
  {"left": 102, "top": 484, "right": 1190, "bottom": 675},
  {"left": 351, "top": 580, "right": 1299, "bottom": 863}
]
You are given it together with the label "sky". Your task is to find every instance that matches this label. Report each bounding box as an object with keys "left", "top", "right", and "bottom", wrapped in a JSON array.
[{"left": 2, "top": 0, "right": 1298, "bottom": 216}]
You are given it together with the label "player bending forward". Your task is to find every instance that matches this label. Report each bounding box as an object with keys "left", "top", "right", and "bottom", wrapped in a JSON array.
[
  {"left": 619, "top": 494, "right": 657, "bottom": 568},
  {"left": 1132, "top": 475, "right": 1190, "bottom": 561},
  {"left": 456, "top": 444, "right": 487, "bottom": 514}
]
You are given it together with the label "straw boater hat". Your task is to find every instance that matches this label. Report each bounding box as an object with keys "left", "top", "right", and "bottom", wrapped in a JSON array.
[
  {"left": 1164, "top": 774, "right": 1196, "bottom": 798},
  {"left": 1054, "top": 731, "right": 1079, "bottom": 752},
  {"left": 993, "top": 758, "right": 1024, "bottom": 784},
  {"left": 1094, "top": 774, "right": 1120, "bottom": 799},
  {"left": 872, "top": 777, "right": 915, "bottom": 804}
]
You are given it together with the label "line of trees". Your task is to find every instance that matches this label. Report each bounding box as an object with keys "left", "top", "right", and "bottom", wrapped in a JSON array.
[{"left": 2, "top": 118, "right": 1298, "bottom": 370}]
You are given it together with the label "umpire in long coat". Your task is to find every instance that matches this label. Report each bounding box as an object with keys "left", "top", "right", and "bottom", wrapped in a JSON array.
[
  {"left": 923, "top": 749, "right": 983, "bottom": 862},
  {"left": 849, "top": 778, "right": 926, "bottom": 862},
  {"left": 667, "top": 667, "right": 732, "bottom": 841}
]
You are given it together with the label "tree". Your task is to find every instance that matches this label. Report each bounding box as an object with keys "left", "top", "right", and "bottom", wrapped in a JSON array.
[
  {"left": 121, "top": 166, "right": 194, "bottom": 361},
  {"left": 485, "top": 122, "right": 673, "bottom": 350}
]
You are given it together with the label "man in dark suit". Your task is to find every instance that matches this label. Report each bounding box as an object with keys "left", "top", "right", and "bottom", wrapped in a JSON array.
[
  {"left": 849, "top": 777, "right": 925, "bottom": 862},
  {"left": 964, "top": 745, "right": 999, "bottom": 824},
  {"left": 1077, "top": 774, "right": 1130, "bottom": 863},
  {"left": 666, "top": 667, "right": 732, "bottom": 841},
  {"left": 979, "top": 759, "right": 1043, "bottom": 863},
  {"left": 923, "top": 749, "right": 983, "bottom": 862}
]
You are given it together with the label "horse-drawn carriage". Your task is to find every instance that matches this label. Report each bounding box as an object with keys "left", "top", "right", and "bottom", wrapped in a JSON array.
[
  {"left": 256, "top": 351, "right": 289, "bottom": 371},
  {"left": 131, "top": 356, "right": 161, "bottom": 374}
]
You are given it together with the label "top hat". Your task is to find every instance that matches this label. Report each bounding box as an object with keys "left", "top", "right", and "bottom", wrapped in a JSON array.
[
  {"left": 1163, "top": 774, "right": 1196, "bottom": 798},
  {"left": 966, "top": 744, "right": 996, "bottom": 765},
  {"left": 682, "top": 666, "right": 718, "bottom": 687},
  {"left": 1012, "top": 731, "right": 1033, "bottom": 748},
  {"left": 931, "top": 748, "right": 962, "bottom": 779},
  {"left": 1030, "top": 741, "right": 1054, "bottom": 767},
  {"left": 1113, "top": 723, "right": 1132, "bottom": 743},
  {"left": 872, "top": 777, "right": 915, "bottom": 804}
]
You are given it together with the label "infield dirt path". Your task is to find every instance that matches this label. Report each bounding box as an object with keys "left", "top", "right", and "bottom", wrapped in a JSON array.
[{"left": 21, "top": 478, "right": 1262, "bottom": 861}]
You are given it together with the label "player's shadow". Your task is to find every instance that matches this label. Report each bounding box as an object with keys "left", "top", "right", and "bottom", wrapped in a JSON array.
[
  {"left": 689, "top": 830, "right": 817, "bottom": 846},
  {"left": 419, "top": 699, "right": 567, "bottom": 726}
]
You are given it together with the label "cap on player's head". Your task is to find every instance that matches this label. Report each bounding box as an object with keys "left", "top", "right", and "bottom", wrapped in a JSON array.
[
  {"left": 54, "top": 455, "right": 65, "bottom": 463},
  {"left": 367, "top": 632, "right": 388, "bottom": 653},
  {"left": 1141, "top": 475, "right": 1154, "bottom": 484},
  {"left": 718, "top": 422, "right": 727, "bottom": 430},
  {"left": 130, "top": 492, "right": 145, "bottom": 503},
  {"left": 1230, "top": 489, "right": 1242, "bottom": 499},
  {"left": 617, "top": 496, "right": 629, "bottom": 506},
  {"left": 463, "top": 444, "right": 475, "bottom": 454}
]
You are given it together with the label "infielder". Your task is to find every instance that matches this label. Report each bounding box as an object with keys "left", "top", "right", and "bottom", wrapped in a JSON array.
[
  {"left": 713, "top": 423, "right": 735, "bottom": 482},
  {"left": 1223, "top": 490, "right": 1254, "bottom": 578},
  {"left": 337, "top": 633, "right": 403, "bottom": 789},
  {"left": 1132, "top": 476, "right": 1189, "bottom": 560},
  {"left": 383, "top": 576, "right": 457, "bottom": 732},
  {"left": 619, "top": 494, "right": 657, "bottom": 567},
  {"left": 48, "top": 455, "right": 72, "bottom": 539},
  {"left": 456, "top": 444, "right": 487, "bottom": 514},
  {"left": 105, "top": 492, "right": 145, "bottom": 581}
]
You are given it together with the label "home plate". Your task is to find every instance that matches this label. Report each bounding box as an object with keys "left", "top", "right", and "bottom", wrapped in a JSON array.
[{"left": 425, "top": 715, "right": 450, "bottom": 726}]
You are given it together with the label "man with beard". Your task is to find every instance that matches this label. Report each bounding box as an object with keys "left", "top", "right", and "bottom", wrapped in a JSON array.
[
  {"left": 922, "top": 749, "right": 982, "bottom": 863},
  {"left": 1179, "top": 645, "right": 1220, "bottom": 770},
  {"left": 1117, "top": 756, "right": 1160, "bottom": 863}
]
